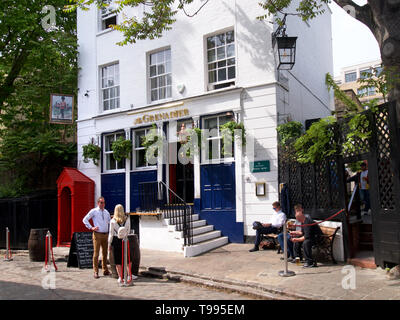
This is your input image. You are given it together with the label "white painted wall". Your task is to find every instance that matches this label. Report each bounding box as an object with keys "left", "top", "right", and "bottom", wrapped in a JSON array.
[{"left": 77, "top": 0, "right": 334, "bottom": 241}]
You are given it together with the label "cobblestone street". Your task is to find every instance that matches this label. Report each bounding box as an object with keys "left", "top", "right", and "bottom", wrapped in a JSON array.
[{"left": 0, "top": 252, "right": 257, "bottom": 300}]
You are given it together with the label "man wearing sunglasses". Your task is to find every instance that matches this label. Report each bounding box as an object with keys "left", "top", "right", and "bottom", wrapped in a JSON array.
[
  {"left": 83, "top": 196, "right": 111, "bottom": 279},
  {"left": 249, "top": 201, "right": 286, "bottom": 252}
]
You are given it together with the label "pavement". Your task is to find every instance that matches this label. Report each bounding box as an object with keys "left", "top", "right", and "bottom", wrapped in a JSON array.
[{"left": 2, "top": 243, "right": 400, "bottom": 300}]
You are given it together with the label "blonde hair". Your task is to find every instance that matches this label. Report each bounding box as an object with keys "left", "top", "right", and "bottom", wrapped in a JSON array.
[{"left": 114, "top": 204, "right": 127, "bottom": 225}]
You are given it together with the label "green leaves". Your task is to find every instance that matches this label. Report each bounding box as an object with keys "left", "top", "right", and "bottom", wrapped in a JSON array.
[
  {"left": 82, "top": 142, "right": 101, "bottom": 165},
  {"left": 294, "top": 116, "right": 337, "bottom": 164},
  {"left": 111, "top": 136, "right": 132, "bottom": 162},
  {"left": 0, "top": 0, "right": 78, "bottom": 197},
  {"left": 276, "top": 121, "right": 303, "bottom": 146}
]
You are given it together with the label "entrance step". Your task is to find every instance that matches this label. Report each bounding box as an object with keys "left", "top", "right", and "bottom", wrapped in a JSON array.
[
  {"left": 349, "top": 251, "right": 377, "bottom": 269},
  {"left": 164, "top": 214, "right": 199, "bottom": 226},
  {"left": 192, "top": 230, "right": 221, "bottom": 244},
  {"left": 184, "top": 236, "right": 229, "bottom": 257}
]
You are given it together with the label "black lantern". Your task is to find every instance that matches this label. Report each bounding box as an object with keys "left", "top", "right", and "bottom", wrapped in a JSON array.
[
  {"left": 274, "top": 36, "right": 297, "bottom": 70},
  {"left": 272, "top": 15, "right": 297, "bottom": 70}
]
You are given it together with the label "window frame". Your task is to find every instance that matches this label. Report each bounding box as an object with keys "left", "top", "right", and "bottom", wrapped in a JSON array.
[
  {"left": 201, "top": 113, "right": 235, "bottom": 164},
  {"left": 344, "top": 71, "right": 357, "bottom": 83},
  {"left": 103, "top": 131, "right": 126, "bottom": 172},
  {"left": 99, "top": 0, "right": 117, "bottom": 31},
  {"left": 148, "top": 47, "right": 172, "bottom": 103},
  {"left": 206, "top": 29, "right": 236, "bottom": 90},
  {"left": 100, "top": 62, "right": 120, "bottom": 112},
  {"left": 132, "top": 127, "right": 158, "bottom": 170}
]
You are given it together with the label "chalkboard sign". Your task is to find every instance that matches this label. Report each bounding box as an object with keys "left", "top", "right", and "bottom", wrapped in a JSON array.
[{"left": 67, "top": 232, "right": 94, "bottom": 269}]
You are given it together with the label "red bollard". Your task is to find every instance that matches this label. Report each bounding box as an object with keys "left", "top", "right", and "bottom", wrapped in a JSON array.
[
  {"left": 43, "top": 231, "right": 57, "bottom": 272},
  {"left": 4, "top": 227, "right": 13, "bottom": 262}
]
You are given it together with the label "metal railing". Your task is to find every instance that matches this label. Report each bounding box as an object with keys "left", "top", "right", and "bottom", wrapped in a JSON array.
[{"left": 138, "top": 181, "right": 193, "bottom": 246}]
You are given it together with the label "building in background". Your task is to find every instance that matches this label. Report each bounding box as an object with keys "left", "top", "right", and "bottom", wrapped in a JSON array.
[
  {"left": 335, "top": 59, "right": 384, "bottom": 106},
  {"left": 76, "top": 0, "right": 335, "bottom": 256}
]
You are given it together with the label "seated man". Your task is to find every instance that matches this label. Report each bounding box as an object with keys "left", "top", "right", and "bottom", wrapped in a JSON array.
[
  {"left": 289, "top": 204, "right": 323, "bottom": 268},
  {"left": 249, "top": 201, "right": 286, "bottom": 252}
]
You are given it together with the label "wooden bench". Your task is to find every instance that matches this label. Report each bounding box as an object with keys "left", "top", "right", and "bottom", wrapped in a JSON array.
[
  {"left": 259, "top": 228, "right": 283, "bottom": 253},
  {"left": 313, "top": 226, "right": 340, "bottom": 264}
]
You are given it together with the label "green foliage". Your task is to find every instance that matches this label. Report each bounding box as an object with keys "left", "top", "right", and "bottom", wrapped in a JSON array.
[
  {"left": 82, "top": 141, "right": 101, "bottom": 165},
  {"left": 0, "top": 1, "right": 78, "bottom": 196},
  {"left": 276, "top": 121, "right": 303, "bottom": 146},
  {"left": 180, "top": 127, "right": 202, "bottom": 158},
  {"left": 342, "top": 113, "right": 371, "bottom": 156},
  {"left": 220, "top": 121, "right": 246, "bottom": 145},
  {"left": 141, "top": 125, "right": 161, "bottom": 162},
  {"left": 325, "top": 73, "right": 362, "bottom": 114},
  {"left": 220, "top": 121, "right": 246, "bottom": 157},
  {"left": 111, "top": 136, "right": 132, "bottom": 162},
  {"left": 258, "top": 0, "right": 330, "bottom": 23},
  {"left": 346, "top": 161, "right": 364, "bottom": 174},
  {"left": 294, "top": 116, "right": 338, "bottom": 163}
]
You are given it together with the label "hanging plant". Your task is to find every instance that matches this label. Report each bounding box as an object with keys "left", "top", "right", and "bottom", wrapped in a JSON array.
[
  {"left": 179, "top": 127, "right": 202, "bottom": 158},
  {"left": 82, "top": 140, "right": 101, "bottom": 166},
  {"left": 219, "top": 121, "right": 246, "bottom": 157},
  {"left": 111, "top": 136, "right": 132, "bottom": 162},
  {"left": 142, "top": 125, "right": 162, "bottom": 162},
  {"left": 220, "top": 121, "right": 246, "bottom": 145}
]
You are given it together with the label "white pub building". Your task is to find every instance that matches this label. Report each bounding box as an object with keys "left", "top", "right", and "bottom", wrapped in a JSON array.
[{"left": 76, "top": 0, "right": 334, "bottom": 256}]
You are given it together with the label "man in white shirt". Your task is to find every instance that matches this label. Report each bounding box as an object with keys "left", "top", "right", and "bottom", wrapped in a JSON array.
[
  {"left": 83, "top": 196, "right": 111, "bottom": 278},
  {"left": 249, "top": 201, "right": 286, "bottom": 252}
]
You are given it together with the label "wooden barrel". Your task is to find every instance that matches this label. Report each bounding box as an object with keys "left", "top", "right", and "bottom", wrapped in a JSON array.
[{"left": 28, "top": 228, "right": 49, "bottom": 262}]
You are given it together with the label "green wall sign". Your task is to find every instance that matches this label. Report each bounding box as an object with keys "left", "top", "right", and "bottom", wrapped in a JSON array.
[{"left": 250, "top": 160, "right": 270, "bottom": 173}]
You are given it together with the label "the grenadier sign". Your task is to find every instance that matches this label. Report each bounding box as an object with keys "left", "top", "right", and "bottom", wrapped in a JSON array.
[{"left": 134, "top": 108, "right": 189, "bottom": 125}]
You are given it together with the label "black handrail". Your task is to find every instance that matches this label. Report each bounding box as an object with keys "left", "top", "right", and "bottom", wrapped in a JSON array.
[{"left": 138, "top": 181, "right": 193, "bottom": 246}]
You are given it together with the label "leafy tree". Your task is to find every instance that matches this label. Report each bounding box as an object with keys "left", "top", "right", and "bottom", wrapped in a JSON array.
[
  {"left": 0, "top": 1, "right": 78, "bottom": 197},
  {"left": 66, "top": 0, "right": 400, "bottom": 114}
]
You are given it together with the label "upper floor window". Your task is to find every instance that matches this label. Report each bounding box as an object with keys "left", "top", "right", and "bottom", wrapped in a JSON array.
[
  {"left": 104, "top": 132, "right": 126, "bottom": 171},
  {"left": 360, "top": 68, "right": 372, "bottom": 79},
  {"left": 345, "top": 71, "right": 357, "bottom": 83},
  {"left": 101, "top": 63, "right": 120, "bottom": 111},
  {"left": 207, "top": 30, "right": 235, "bottom": 90},
  {"left": 100, "top": 0, "right": 117, "bottom": 31},
  {"left": 149, "top": 48, "right": 172, "bottom": 102},
  {"left": 357, "top": 86, "right": 376, "bottom": 97}
]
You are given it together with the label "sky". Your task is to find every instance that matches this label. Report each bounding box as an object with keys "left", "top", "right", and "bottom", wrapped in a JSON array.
[{"left": 330, "top": 0, "right": 381, "bottom": 77}]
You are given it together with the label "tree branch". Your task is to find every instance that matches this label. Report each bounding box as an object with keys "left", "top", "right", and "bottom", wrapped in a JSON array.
[{"left": 333, "top": 0, "right": 374, "bottom": 32}]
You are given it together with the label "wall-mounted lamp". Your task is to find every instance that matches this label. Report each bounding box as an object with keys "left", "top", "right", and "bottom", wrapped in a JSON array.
[{"left": 272, "top": 14, "right": 297, "bottom": 71}]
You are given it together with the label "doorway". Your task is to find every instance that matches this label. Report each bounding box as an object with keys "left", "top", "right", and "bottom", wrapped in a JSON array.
[
  {"left": 345, "top": 161, "right": 375, "bottom": 268},
  {"left": 169, "top": 120, "right": 195, "bottom": 204},
  {"left": 59, "top": 187, "right": 72, "bottom": 245}
]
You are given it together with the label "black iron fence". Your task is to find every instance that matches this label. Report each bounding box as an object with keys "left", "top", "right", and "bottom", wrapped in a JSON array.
[
  {"left": 278, "top": 102, "right": 400, "bottom": 266},
  {"left": 0, "top": 190, "right": 58, "bottom": 249},
  {"left": 138, "top": 181, "right": 193, "bottom": 246}
]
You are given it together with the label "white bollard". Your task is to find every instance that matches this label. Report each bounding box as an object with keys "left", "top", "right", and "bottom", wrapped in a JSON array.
[
  {"left": 278, "top": 222, "right": 295, "bottom": 277},
  {"left": 4, "top": 227, "right": 13, "bottom": 262}
]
